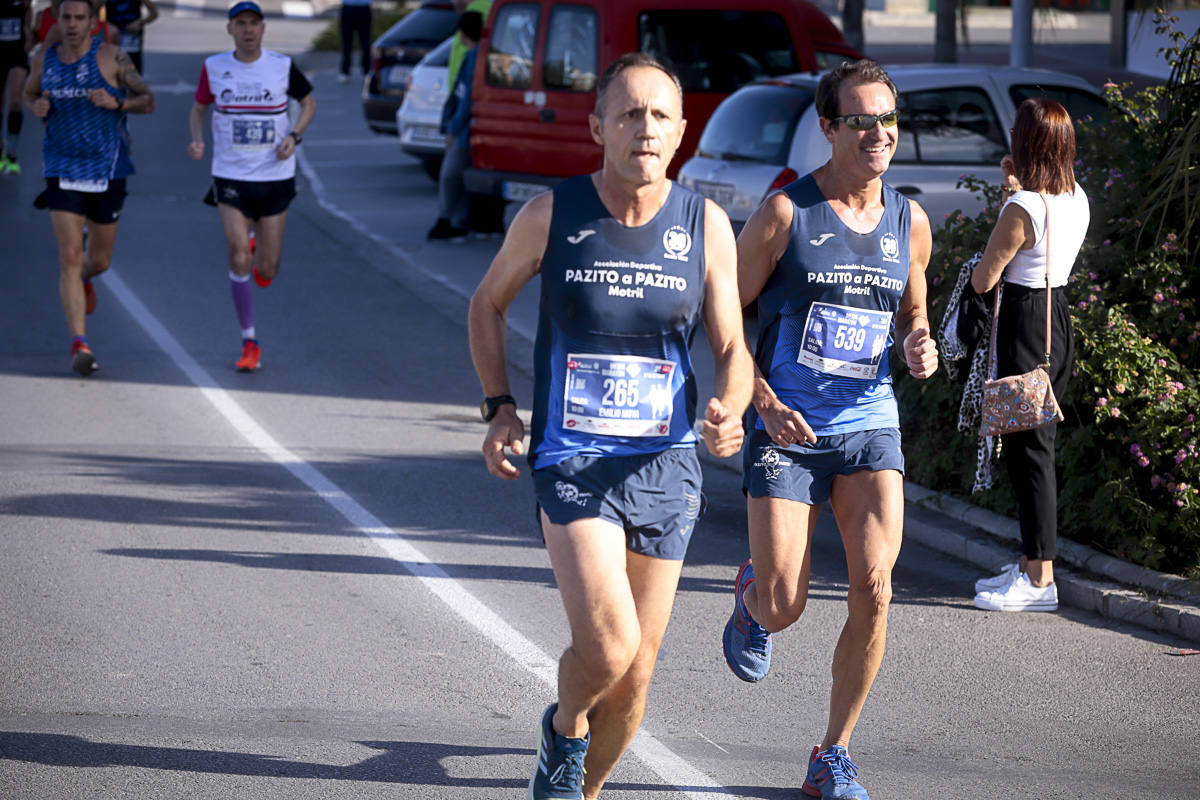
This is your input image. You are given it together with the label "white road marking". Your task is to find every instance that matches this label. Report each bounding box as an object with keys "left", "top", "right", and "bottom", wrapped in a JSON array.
[{"left": 102, "top": 267, "right": 735, "bottom": 799}]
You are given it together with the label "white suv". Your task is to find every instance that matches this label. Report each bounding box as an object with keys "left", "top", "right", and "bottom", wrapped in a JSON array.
[{"left": 678, "top": 65, "right": 1107, "bottom": 228}]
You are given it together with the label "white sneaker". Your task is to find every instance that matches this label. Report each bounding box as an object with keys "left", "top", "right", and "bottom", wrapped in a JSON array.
[
  {"left": 974, "top": 573, "right": 1058, "bottom": 612},
  {"left": 974, "top": 563, "right": 1020, "bottom": 594}
]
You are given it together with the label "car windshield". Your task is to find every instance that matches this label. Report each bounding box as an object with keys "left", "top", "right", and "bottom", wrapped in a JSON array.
[
  {"left": 420, "top": 36, "right": 455, "bottom": 68},
  {"left": 638, "top": 11, "right": 800, "bottom": 93},
  {"left": 378, "top": 6, "right": 457, "bottom": 47},
  {"left": 697, "top": 84, "right": 814, "bottom": 164}
]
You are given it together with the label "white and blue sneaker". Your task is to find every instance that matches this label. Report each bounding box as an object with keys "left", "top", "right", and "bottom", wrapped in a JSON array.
[
  {"left": 722, "top": 559, "right": 772, "bottom": 682},
  {"left": 530, "top": 703, "right": 588, "bottom": 799},
  {"left": 974, "top": 572, "right": 1058, "bottom": 612},
  {"left": 974, "top": 562, "right": 1020, "bottom": 595}
]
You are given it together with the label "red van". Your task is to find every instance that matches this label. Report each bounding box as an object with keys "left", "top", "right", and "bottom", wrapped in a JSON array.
[{"left": 463, "top": 0, "right": 861, "bottom": 202}]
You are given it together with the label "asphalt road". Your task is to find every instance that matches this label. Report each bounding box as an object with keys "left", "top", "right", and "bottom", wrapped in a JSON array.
[{"left": 1, "top": 11, "right": 1197, "bottom": 800}]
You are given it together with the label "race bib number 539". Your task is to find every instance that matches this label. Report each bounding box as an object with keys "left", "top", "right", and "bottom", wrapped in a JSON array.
[
  {"left": 798, "top": 302, "right": 891, "bottom": 380},
  {"left": 562, "top": 353, "right": 676, "bottom": 437}
]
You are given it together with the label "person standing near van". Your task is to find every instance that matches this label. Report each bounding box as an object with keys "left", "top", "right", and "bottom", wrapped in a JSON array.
[
  {"left": 426, "top": 9, "right": 481, "bottom": 240},
  {"left": 727, "top": 59, "right": 937, "bottom": 800},
  {"left": 468, "top": 52, "right": 751, "bottom": 800},
  {"left": 336, "top": 0, "right": 370, "bottom": 84},
  {"left": 104, "top": 0, "right": 157, "bottom": 75}
]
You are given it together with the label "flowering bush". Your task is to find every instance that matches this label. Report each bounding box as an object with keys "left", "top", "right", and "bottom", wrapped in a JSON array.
[{"left": 896, "top": 12, "right": 1200, "bottom": 578}]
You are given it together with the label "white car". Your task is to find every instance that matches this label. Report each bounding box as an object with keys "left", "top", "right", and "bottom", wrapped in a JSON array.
[
  {"left": 678, "top": 65, "right": 1107, "bottom": 227},
  {"left": 396, "top": 35, "right": 455, "bottom": 180}
]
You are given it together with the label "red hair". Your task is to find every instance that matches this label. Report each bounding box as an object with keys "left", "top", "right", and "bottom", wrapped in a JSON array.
[{"left": 1011, "top": 98, "right": 1075, "bottom": 195}]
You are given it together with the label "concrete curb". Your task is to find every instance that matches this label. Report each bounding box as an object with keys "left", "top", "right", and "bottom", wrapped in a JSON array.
[
  {"left": 903, "top": 482, "right": 1200, "bottom": 644},
  {"left": 695, "top": 445, "right": 1200, "bottom": 644}
]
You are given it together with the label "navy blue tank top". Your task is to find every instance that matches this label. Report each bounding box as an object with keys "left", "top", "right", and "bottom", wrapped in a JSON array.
[
  {"left": 530, "top": 176, "right": 707, "bottom": 469},
  {"left": 42, "top": 39, "right": 125, "bottom": 184},
  {"left": 751, "top": 173, "right": 911, "bottom": 435}
]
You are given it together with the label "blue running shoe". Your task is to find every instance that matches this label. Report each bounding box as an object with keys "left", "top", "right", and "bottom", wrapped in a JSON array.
[
  {"left": 802, "top": 745, "right": 871, "bottom": 799},
  {"left": 529, "top": 703, "right": 588, "bottom": 800},
  {"left": 722, "top": 558, "right": 772, "bottom": 682}
]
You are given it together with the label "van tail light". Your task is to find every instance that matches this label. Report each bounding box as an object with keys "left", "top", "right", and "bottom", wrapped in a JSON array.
[
  {"left": 372, "top": 57, "right": 383, "bottom": 76},
  {"left": 767, "top": 167, "right": 799, "bottom": 193}
]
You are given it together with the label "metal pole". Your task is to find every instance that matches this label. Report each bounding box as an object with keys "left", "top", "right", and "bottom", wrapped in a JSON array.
[{"left": 1011, "top": 0, "right": 1033, "bottom": 67}]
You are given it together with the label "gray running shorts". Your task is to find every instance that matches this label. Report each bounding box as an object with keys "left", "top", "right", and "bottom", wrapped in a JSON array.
[
  {"left": 532, "top": 447, "right": 704, "bottom": 561},
  {"left": 743, "top": 427, "right": 905, "bottom": 505}
]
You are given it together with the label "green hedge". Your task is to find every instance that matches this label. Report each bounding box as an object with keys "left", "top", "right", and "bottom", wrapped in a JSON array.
[{"left": 896, "top": 12, "right": 1200, "bottom": 578}]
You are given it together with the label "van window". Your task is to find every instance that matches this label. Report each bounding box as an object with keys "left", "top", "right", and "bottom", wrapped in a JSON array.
[
  {"left": 896, "top": 88, "right": 1007, "bottom": 165},
  {"left": 544, "top": 5, "right": 598, "bottom": 92},
  {"left": 487, "top": 3, "right": 540, "bottom": 89},
  {"left": 697, "top": 84, "right": 814, "bottom": 165},
  {"left": 637, "top": 11, "right": 799, "bottom": 93}
]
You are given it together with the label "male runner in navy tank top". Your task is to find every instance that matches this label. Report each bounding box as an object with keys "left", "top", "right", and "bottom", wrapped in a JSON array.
[
  {"left": 723, "top": 60, "right": 938, "bottom": 800},
  {"left": 468, "top": 53, "right": 751, "bottom": 800},
  {"left": 23, "top": 0, "right": 154, "bottom": 375}
]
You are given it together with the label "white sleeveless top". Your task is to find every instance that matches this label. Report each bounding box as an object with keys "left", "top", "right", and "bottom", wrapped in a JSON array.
[{"left": 1001, "top": 185, "right": 1090, "bottom": 288}]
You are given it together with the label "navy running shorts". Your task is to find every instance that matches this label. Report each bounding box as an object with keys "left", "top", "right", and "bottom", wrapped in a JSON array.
[
  {"left": 532, "top": 447, "right": 705, "bottom": 561},
  {"left": 45, "top": 178, "right": 127, "bottom": 224},
  {"left": 743, "top": 427, "right": 905, "bottom": 505},
  {"left": 209, "top": 177, "right": 296, "bottom": 220}
]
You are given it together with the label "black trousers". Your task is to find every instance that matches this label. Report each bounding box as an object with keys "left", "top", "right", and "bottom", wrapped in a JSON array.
[
  {"left": 995, "top": 284, "right": 1074, "bottom": 562},
  {"left": 340, "top": 4, "right": 372, "bottom": 76}
]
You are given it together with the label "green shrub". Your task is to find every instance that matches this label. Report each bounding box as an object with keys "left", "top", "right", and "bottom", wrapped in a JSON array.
[
  {"left": 897, "top": 11, "right": 1200, "bottom": 578},
  {"left": 311, "top": 3, "right": 410, "bottom": 53}
]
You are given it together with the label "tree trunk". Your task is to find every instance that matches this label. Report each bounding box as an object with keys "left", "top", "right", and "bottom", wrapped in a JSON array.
[
  {"left": 842, "top": 0, "right": 865, "bottom": 54},
  {"left": 934, "top": 0, "right": 957, "bottom": 63}
]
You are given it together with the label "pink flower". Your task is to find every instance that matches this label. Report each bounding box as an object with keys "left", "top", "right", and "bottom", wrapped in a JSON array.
[
  {"left": 1130, "top": 443, "right": 1141, "bottom": 454},
  {"left": 1176, "top": 450, "right": 1188, "bottom": 464},
  {"left": 1089, "top": 294, "right": 1098, "bottom": 303},
  {"left": 1096, "top": 397, "right": 1108, "bottom": 407},
  {"left": 1158, "top": 359, "right": 1168, "bottom": 368},
  {"left": 1116, "top": 383, "right": 1126, "bottom": 394},
  {"left": 1078, "top": 301, "right": 1088, "bottom": 310},
  {"left": 1112, "top": 407, "right": 1122, "bottom": 418},
  {"left": 1088, "top": 271, "right": 1098, "bottom": 280},
  {"left": 1151, "top": 475, "right": 1162, "bottom": 488},
  {"left": 1138, "top": 456, "right": 1150, "bottom": 467},
  {"left": 1102, "top": 240, "right": 1111, "bottom": 246},
  {"left": 1177, "top": 499, "right": 1185, "bottom": 508}
]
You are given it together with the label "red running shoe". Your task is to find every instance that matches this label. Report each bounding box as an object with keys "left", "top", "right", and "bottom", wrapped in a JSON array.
[
  {"left": 252, "top": 264, "right": 272, "bottom": 288},
  {"left": 235, "top": 339, "right": 261, "bottom": 372},
  {"left": 71, "top": 340, "right": 98, "bottom": 376},
  {"left": 83, "top": 279, "right": 97, "bottom": 314}
]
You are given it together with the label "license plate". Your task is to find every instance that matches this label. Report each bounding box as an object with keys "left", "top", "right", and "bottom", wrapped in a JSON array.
[
  {"left": 386, "top": 64, "right": 413, "bottom": 87},
  {"left": 693, "top": 179, "right": 734, "bottom": 207},
  {"left": 502, "top": 181, "right": 545, "bottom": 202},
  {"left": 409, "top": 125, "right": 443, "bottom": 145}
]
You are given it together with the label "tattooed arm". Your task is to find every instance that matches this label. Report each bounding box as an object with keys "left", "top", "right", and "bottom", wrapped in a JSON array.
[{"left": 92, "top": 44, "right": 155, "bottom": 114}]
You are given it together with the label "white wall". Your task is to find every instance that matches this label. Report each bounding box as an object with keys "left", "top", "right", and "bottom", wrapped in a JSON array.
[{"left": 1126, "top": 10, "right": 1200, "bottom": 78}]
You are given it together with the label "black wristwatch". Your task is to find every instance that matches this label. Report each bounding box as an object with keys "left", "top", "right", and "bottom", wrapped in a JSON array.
[
  {"left": 289, "top": 131, "right": 303, "bottom": 145},
  {"left": 480, "top": 394, "right": 516, "bottom": 422}
]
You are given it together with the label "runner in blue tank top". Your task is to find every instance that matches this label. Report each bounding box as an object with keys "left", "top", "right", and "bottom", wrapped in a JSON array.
[
  {"left": 23, "top": 0, "right": 153, "bottom": 375},
  {"left": 723, "top": 60, "right": 939, "bottom": 800},
  {"left": 468, "top": 53, "right": 751, "bottom": 800}
]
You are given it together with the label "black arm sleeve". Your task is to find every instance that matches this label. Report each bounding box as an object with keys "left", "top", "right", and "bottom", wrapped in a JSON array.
[{"left": 287, "top": 62, "right": 313, "bottom": 101}]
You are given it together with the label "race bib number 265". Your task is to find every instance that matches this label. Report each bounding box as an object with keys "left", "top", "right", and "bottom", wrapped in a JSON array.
[{"left": 562, "top": 353, "right": 676, "bottom": 438}]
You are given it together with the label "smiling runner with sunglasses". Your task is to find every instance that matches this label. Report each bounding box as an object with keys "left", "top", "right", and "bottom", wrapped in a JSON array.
[{"left": 724, "top": 59, "right": 938, "bottom": 800}]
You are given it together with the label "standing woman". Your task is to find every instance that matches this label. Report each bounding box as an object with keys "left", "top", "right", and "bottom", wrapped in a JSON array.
[{"left": 970, "top": 98, "right": 1090, "bottom": 612}]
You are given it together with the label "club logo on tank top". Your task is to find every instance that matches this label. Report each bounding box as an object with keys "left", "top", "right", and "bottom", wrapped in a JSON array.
[
  {"left": 880, "top": 231, "right": 901, "bottom": 263},
  {"left": 662, "top": 225, "right": 692, "bottom": 261}
]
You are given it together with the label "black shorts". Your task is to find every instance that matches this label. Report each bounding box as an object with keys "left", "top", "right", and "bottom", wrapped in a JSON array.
[
  {"left": 206, "top": 177, "right": 296, "bottom": 221},
  {"left": 0, "top": 43, "right": 29, "bottom": 74},
  {"left": 45, "top": 177, "right": 128, "bottom": 224}
]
